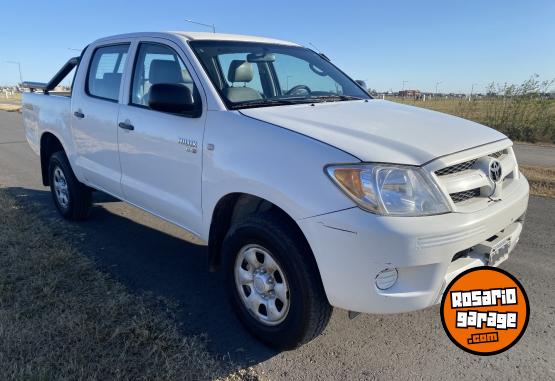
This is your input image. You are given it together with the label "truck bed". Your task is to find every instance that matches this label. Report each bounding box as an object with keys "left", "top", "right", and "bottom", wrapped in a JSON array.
[{"left": 22, "top": 92, "right": 72, "bottom": 155}]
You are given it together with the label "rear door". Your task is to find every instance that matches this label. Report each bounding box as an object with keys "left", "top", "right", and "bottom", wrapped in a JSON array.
[
  {"left": 117, "top": 39, "right": 206, "bottom": 235},
  {"left": 71, "top": 42, "right": 130, "bottom": 197}
]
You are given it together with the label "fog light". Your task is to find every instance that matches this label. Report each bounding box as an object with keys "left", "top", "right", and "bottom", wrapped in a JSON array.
[{"left": 375, "top": 268, "right": 398, "bottom": 290}]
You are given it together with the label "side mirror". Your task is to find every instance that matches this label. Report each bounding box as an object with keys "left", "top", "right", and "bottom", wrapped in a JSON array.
[
  {"left": 148, "top": 83, "right": 200, "bottom": 116},
  {"left": 355, "top": 80, "right": 368, "bottom": 90}
]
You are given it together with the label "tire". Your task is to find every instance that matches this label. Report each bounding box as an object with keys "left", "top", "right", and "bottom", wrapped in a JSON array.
[
  {"left": 222, "top": 211, "right": 332, "bottom": 349},
  {"left": 48, "top": 151, "right": 92, "bottom": 221}
]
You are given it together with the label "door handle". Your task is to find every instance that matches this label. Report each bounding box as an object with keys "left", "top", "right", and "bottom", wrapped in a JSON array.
[
  {"left": 73, "top": 111, "right": 85, "bottom": 119},
  {"left": 118, "top": 122, "right": 134, "bottom": 131}
]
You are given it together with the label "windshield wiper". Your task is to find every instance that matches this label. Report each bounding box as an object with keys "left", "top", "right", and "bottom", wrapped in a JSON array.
[
  {"left": 230, "top": 95, "right": 366, "bottom": 110},
  {"left": 307, "top": 95, "right": 366, "bottom": 102},
  {"left": 230, "top": 97, "right": 319, "bottom": 109}
]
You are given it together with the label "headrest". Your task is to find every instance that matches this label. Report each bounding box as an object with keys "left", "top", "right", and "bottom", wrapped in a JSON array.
[
  {"left": 228, "top": 60, "right": 253, "bottom": 83},
  {"left": 98, "top": 73, "right": 122, "bottom": 100},
  {"left": 102, "top": 72, "right": 122, "bottom": 83},
  {"left": 149, "top": 60, "right": 183, "bottom": 85}
]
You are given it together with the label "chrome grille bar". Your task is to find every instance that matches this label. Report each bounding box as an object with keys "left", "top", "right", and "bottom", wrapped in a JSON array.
[
  {"left": 435, "top": 159, "right": 476, "bottom": 176},
  {"left": 450, "top": 188, "right": 481, "bottom": 203}
]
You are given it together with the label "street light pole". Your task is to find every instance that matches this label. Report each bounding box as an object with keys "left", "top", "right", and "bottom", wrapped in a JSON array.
[
  {"left": 402, "top": 80, "right": 408, "bottom": 91},
  {"left": 184, "top": 19, "right": 216, "bottom": 33},
  {"left": 5, "top": 61, "right": 22, "bottom": 84},
  {"left": 470, "top": 83, "right": 478, "bottom": 97},
  {"left": 435, "top": 81, "right": 442, "bottom": 96}
]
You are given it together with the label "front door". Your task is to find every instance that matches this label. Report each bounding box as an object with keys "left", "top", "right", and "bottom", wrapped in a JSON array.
[
  {"left": 117, "top": 40, "right": 205, "bottom": 235},
  {"left": 71, "top": 42, "right": 130, "bottom": 197}
]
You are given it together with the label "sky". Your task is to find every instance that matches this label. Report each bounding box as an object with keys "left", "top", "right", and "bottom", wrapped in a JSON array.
[{"left": 1, "top": 0, "right": 554, "bottom": 93}]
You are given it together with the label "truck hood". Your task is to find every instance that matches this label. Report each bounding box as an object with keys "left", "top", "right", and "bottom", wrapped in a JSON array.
[{"left": 239, "top": 99, "right": 506, "bottom": 165}]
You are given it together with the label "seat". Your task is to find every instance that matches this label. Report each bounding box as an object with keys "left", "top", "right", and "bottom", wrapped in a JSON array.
[
  {"left": 141, "top": 59, "right": 185, "bottom": 105},
  {"left": 149, "top": 60, "right": 184, "bottom": 85},
  {"left": 94, "top": 72, "right": 122, "bottom": 100},
  {"left": 223, "top": 60, "right": 262, "bottom": 103}
]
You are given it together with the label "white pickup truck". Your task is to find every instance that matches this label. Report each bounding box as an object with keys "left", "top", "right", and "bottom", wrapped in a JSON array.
[{"left": 22, "top": 31, "right": 529, "bottom": 349}]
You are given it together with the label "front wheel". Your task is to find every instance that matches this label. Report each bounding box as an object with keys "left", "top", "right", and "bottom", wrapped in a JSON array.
[
  {"left": 48, "top": 151, "right": 92, "bottom": 221},
  {"left": 222, "top": 211, "right": 332, "bottom": 349}
]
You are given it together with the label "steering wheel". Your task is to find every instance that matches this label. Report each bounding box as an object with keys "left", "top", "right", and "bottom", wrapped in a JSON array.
[{"left": 285, "top": 84, "right": 312, "bottom": 96}]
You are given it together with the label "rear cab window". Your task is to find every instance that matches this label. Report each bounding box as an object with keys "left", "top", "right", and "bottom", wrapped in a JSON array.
[{"left": 86, "top": 44, "right": 130, "bottom": 102}]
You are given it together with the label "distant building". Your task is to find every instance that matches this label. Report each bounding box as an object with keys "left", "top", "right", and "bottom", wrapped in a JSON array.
[{"left": 398, "top": 89, "right": 422, "bottom": 98}]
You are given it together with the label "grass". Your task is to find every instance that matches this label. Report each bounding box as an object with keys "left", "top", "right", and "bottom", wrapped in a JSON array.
[
  {"left": 0, "top": 103, "right": 21, "bottom": 112},
  {"left": 389, "top": 96, "right": 555, "bottom": 144},
  {"left": 0, "top": 188, "right": 259, "bottom": 380},
  {"left": 387, "top": 76, "right": 555, "bottom": 144},
  {"left": 520, "top": 165, "right": 555, "bottom": 198},
  {"left": 0, "top": 93, "right": 21, "bottom": 112}
]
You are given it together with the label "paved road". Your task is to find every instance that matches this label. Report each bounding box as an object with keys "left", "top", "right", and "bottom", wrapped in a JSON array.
[
  {"left": 513, "top": 143, "right": 555, "bottom": 168},
  {"left": 1, "top": 111, "right": 553, "bottom": 380}
]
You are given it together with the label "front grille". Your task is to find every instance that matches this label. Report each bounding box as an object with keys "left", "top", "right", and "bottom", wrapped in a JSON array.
[
  {"left": 434, "top": 146, "right": 514, "bottom": 207},
  {"left": 435, "top": 159, "right": 476, "bottom": 176},
  {"left": 489, "top": 150, "right": 507, "bottom": 158},
  {"left": 450, "top": 188, "right": 481, "bottom": 203}
]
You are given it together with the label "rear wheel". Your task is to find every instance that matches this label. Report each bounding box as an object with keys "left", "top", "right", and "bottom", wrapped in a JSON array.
[
  {"left": 222, "top": 211, "right": 332, "bottom": 349},
  {"left": 48, "top": 151, "right": 92, "bottom": 221}
]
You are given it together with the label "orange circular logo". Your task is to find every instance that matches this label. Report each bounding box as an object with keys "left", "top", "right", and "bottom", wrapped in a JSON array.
[{"left": 440, "top": 267, "right": 529, "bottom": 355}]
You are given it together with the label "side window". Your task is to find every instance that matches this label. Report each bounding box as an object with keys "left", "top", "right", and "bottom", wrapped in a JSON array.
[
  {"left": 131, "top": 43, "right": 196, "bottom": 109},
  {"left": 87, "top": 44, "right": 129, "bottom": 101},
  {"left": 218, "top": 53, "right": 263, "bottom": 93}
]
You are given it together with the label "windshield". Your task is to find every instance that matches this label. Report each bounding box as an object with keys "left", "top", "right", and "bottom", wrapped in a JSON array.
[{"left": 189, "top": 41, "right": 370, "bottom": 109}]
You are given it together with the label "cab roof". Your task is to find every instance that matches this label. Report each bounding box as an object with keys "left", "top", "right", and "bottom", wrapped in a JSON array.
[{"left": 93, "top": 31, "right": 300, "bottom": 47}]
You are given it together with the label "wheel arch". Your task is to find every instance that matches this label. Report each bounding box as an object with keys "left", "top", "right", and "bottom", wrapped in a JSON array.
[
  {"left": 40, "top": 131, "right": 66, "bottom": 186},
  {"left": 207, "top": 192, "right": 320, "bottom": 277}
]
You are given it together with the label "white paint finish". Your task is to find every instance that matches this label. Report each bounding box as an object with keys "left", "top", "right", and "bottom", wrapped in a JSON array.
[
  {"left": 70, "top": 97, "right": 122, "bottom": 195},
  {"left": 173, "top": 31, "right": 299, "bottom": 46},
  {"left": 22, "top": 32, "right": 531, "bottom": 317},
  {"left": 92, "top": 31, "right": 298, "bottom": 47},
  {"left": 298, "top": 176, "right": 529, "bottom": 313},
  {"left": 21, "top": 93, "right": 94, "bottom": 189},
  {"left": 117, "top": 105, "right": 206, "bottom": 236},
  {"left": 69, "top": 38, "right": 133, "bottom": 197},
  {"left": 200, "top": 110, "right": 357, "bottom": 239},
  {"left": 240, "top": 100, "right": 507, "bottom": 165},
  {"left": 21, "top": 93, "right": 75, "bottom": 162},
  {"left": 116, "top": 36, "right": 208, "bottom": 236}
]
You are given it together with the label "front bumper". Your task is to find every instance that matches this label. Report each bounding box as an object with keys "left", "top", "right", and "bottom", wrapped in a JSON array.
[{"left": 298, "top": 176, "right": 529, "bottom": 314}]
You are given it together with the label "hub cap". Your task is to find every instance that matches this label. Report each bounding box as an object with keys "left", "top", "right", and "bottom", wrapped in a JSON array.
[
  {"left": 234, "top": 244, "right": 290, "bottom": 326},
  {"left": 53, "top": 166, "right": 69, "bottom": 208}
]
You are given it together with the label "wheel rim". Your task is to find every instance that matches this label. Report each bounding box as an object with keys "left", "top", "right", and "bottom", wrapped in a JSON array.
[
  {"left": 53, "top": 166, "right": 70, "bottom": 208},
  {"left": 234, "top": 244, "right": 290, "bottom": 326}
]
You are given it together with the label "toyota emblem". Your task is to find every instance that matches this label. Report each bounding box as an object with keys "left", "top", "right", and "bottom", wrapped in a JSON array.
[{"left": 489, "top": 160, "right": 502, "bottom": 183}]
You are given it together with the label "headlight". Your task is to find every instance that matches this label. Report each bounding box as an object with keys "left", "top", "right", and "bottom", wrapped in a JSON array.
[{"left": 326, "top": 164, "right": 451, "bottom": 216}]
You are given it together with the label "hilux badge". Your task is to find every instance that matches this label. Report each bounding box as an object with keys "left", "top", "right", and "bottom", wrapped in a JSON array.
[{"left": 178, "top": 138, "right": 198, "bottom": 153}]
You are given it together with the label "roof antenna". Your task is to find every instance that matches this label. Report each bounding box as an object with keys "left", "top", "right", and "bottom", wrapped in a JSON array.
[
  {"left": 309, "top": 42, "right": 330, "bottom": 61},
  {"left": 308, "top": 42, "right": 321, "bottom": 53},
  {"left": 185, "top": 19, "right": 216, "bottom": 33}
]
